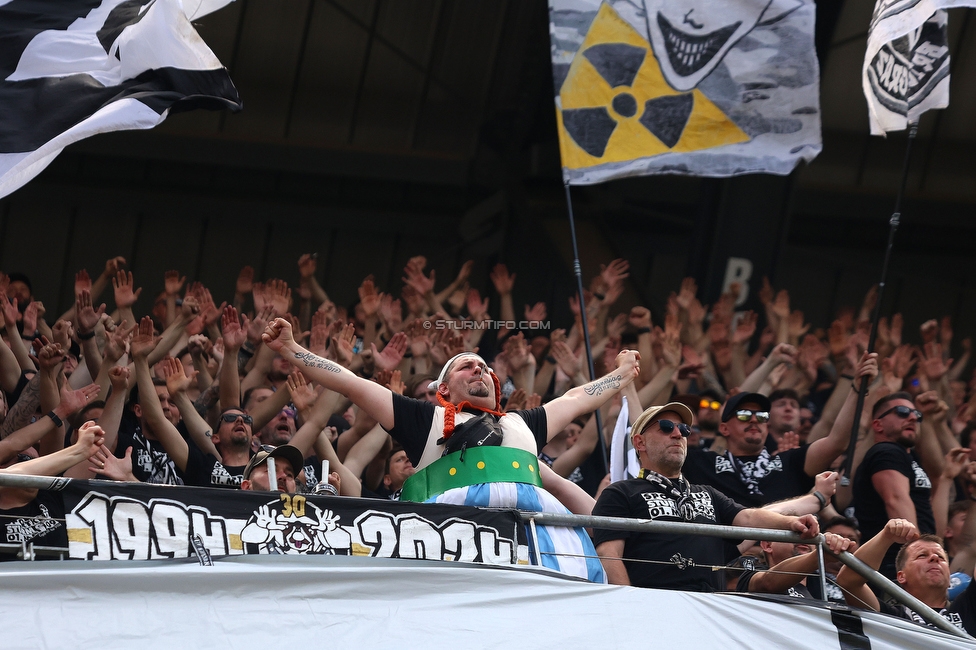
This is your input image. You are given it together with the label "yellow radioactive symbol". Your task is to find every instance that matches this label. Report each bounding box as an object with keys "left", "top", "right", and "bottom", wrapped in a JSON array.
[{"left": 556, "top": 2, "right": 749, "bottom": 170}]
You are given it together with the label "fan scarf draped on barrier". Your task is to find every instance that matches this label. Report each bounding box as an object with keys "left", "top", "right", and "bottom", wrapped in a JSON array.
[
  {"left": 0, "top": 0, "right": 242, "bottom": 199},
  {"left": 548, "top": 0, "right": 822, "bottom": 183},
  {"left": 862, "top": 0, "right": 968, "bottom": 135}
]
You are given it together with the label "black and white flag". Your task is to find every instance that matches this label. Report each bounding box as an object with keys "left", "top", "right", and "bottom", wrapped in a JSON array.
[
  {"left": 863, "top": 1, "right": 964, "bottom": 134},
  {"left": 0, "top": 0, "right": 242, "bottom": 198}
]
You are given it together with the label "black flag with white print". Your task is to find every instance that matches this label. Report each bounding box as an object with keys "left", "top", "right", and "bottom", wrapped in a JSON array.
[{"left": 0, "top": 0, "right": 242, "bottom": 198}]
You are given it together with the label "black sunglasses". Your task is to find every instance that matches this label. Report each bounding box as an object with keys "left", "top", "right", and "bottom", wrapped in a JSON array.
[
  {"left": 221, "top": 413, "right": 253, "bottom": 425},
  {"left": 735, "top": 409, "right": 770, "bottom": 423},
  {"left": 655, "top": 419, "right": 691, "bottom": 437},
  {"left": 877, "top": 405, "right": 923, "bottom": 422}
]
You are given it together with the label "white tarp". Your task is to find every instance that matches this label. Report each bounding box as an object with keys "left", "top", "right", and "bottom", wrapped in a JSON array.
[
  {"left": 549, "top": 0, "right": 822, "bottom": 183},
  {"left": 1, "top": 555, "right": 971, "bottom": 649}
]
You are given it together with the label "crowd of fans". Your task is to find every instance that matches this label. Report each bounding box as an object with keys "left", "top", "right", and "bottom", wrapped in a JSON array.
[{"left": 0, "top": 253, "right": 974, "bottom": 635}]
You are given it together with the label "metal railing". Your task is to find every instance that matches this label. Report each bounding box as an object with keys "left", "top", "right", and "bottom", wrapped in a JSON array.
[
  {"left": 0, "top": 472, "right": 968, "bottom": 640},
  {"left": 517, "top": 511, "right": 972, "bottom": 641}
]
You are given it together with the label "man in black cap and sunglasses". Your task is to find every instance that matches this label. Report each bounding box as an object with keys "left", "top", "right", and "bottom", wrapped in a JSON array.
[
  {"left": 853, "top": 391, "right": 936, "bottom": 579},
  {"left": 592, "top": 402, "right": 818, "bottom": 591}
]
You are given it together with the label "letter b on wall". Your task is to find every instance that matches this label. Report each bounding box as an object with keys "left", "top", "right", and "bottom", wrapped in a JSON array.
[{"left": 722, "top": 257, "right": 752, "bottom": 307}]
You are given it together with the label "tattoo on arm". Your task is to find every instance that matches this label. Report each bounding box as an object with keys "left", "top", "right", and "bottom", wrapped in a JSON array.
[
  {"left": 294, "top": 352, "right": 342, "bottom": 374},
  {"left": 583, "top": 374, "right": 621, "bottom": 397}
]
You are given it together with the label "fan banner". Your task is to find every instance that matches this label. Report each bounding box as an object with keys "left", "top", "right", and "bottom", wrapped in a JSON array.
[
  {"left": 863, "top": 2, "right": 962, "bottom": 135},
  {"left": 14, "top": 480, "right": 530, "bottom": 564},
  {"left": 549, "top": 0, "right": 822, "bottom": 183},
  {"left": 0, "top": 0, "right": 242, "bottom": 199}
]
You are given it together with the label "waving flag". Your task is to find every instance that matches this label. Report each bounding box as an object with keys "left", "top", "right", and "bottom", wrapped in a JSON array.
[
  {"left": 0, "top": 0, "right": 242, "bottom": 199},
  {"left": 863, "top": 2, "right": 957, "bottom": 134},
  {"left": 549, "top": 0, "right": 822, "bottom": 184},
  {"left": 609, "top": 395, "right": 639, "bottom": 482}
]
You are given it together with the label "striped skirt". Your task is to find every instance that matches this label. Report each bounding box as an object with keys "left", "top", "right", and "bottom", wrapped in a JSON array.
[{"left": 426, "top": 482, "right": 606, "bottom": 583}]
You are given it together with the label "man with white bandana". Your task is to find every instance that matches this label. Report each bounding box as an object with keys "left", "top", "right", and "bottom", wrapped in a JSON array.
[{"left": 262, "top": 318, "right": 641, "bottom": 582}]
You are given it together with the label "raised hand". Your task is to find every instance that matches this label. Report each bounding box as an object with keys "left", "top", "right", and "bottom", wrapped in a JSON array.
[
  {"left": 164, "top": 270, "right": 186, "bottom": 297},
  {"left": 88, "top": 443, "right": 134, "bottom": 481},
  {"left": 36, "top": 340, "right": 65, "bottom": 372},
  {"left": 758, "top": 276, "right": 774, "bottom": 306},
  {"left": 75, "top": 289, "right": 106, "bottom": 335},
  {"left": 612, "top": 349, "right": 641, "bottom": 386},
  {"left": 358, "top": 276, "right": 383, "bottom": 317},
  {"left": 920, "top": 342, "right": 951, "bottom": 382},
  {"left": 503, "top": 332, "right": 532, "bottom": 371},
  {"left": 524, "top": 301, "right": 547, "bottom": 323},
  {"left": 788, "top": 310, "right": 809, "bottom": 339},
  {"left": 599, "top": 258, "right": 630, "bottom": 290},
  {"left": 378, "top": 294, "right": 403, "bottom": 332},
  {"left": 22, "top": 301, "right": 38, "bottom": 335},
  {"left": 771, "top": 289, "right": 790, "bottom": 319},
  {"left": 402, "top": 263, "right": 435, "bottom": 296},
  {"left": 286, "top": 372, "right": 316, "bottom": 411},
  {"left": 74, "top": 269, "right": 92, "bottom": 297},
  {"left": 221, "top": 306, "right": 249, "bottom": 350},
  {"left": 463, "top": 289, "right": 487, "bottom": 320},
  {"left": 889, "top": 313, "right": 903, "bottom": 347},
  {"left": 59, "top": 382, "right": 101, "bottom": 416},
  {"left": 331, "top": 322, "right": 356, "bottom": 368},
  {"left": 915, "top": 390, "right": 948, "bottom": 424},
  {"left": 0, "top": 294, "right": 19, "bottom": 325},
  {"left": 920, "top": 319, "right": 939, "bottom": 344},
  {"left": 265, "top": 279, "right": 292, "bottom": 315},
  {"left": 943, "top": 447, "right": 972, "bottom": 480},
  {"left": 606, "top": 312, "right": 627, "bottom": 339},
  {"left": 112, "top": 270, "right": 142, "bottom": 309},
  {"left": 775, "top": 431, "right": 800, "bottom": 455},
  {"left": 629, "top": 306, "right": 651, "bottom": 330},
  {"left": 506, "top": 388, "right": 527, "bottom": 411},
  {"left": 108, "top": 365, "right": 131, "bottom": 393},
  {"left": 51, "top": 320, "right": 72, "bottom": 349},
  {"left": 371, "top": 331, "right": 407, "bottom": 371},
  {"left": 103, "top": 256, "right": 126, "bottom": 278},
  {"left": 882, "top": 518, "right": 919, "bottom": 545},
  {"left": 386, "top": 369, "right": 405, "bottom": 395},
  {"left": 489, "top": 263, "right": 515, "bottom": 295},
  {"left": 732, "top": 311, "right": 758, "bottom": 345},
  {"left": 675, "top": 277, "right": 697, "bottom": 311},
  {"left": 297, "top": 254, "right": 317, "bottom": 280},
  {"left": 130, "top": 316, "right": 158, "bottom": 360}
]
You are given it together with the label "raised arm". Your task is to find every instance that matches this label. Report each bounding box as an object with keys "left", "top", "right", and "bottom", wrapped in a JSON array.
[
  {"left": 161, "top": 357, "right": 219, "bottom": 458},
  {"left": 543, "top": 349, "right": 640, "bottom": 439},
  {"left": 1, "top": 421, "right": 104, "bottom": 477},
  {"left": 746, "top": 533, "right": 854, "bottom": 594},
  {"left": 805, "top": 352, "right": 878, "bottom": 476},
  {"left": 836, "top": 519, "right": 919, "bottom": 611},
  {"left": 131, "top": 317, "right": 189, "bottom": 471},
  {"left": 739, "top": 343, "right": 797, "bottom": 394},
  {"left": 263, "top": 318, "right": 395, "bottom": 430},
  {"left": 219, "top": 306, "right": 248, "bottom": 409}
]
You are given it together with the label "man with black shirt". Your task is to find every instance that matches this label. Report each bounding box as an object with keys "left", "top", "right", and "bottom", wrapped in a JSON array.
[
  {"left": 852, "top": 391, "right": 936, "bottom": 579},
  {"left": 684, "top": 353, "right": 877, "bottom": 509},
  {"left": 262, "top": 318, "right": 641, "bottom": 582},
  {"left": 592, "top": 402, "right": 819, "bottom": 591},
  {"left": 837, "top": 518, "right": 975, "bottom": 636},
  {"left": 735, "top": 531, "right": 854, "bottom": 601}
]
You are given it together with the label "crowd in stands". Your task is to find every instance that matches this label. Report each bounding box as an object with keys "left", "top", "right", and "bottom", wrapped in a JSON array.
[{"left": 0, "top": 253, "right": 974, "bottom": 635}]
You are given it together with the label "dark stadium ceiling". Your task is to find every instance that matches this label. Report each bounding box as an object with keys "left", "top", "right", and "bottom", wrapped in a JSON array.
[{"left": 69, "top": 0, "right": 976, "bottom": 210}]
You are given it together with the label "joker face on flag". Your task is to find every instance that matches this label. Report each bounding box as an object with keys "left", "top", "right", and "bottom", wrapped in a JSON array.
[
  {"left": 0, "top": 0, "right": 242, "bottom": 199},
  {"left": 548, "top": 0, "right": 822, "bottom": 182}
]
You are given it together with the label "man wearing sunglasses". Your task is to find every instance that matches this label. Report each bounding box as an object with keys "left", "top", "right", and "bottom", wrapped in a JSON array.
[
  {"left": 592, "top": 402, "right": 819, "bottom": 591},
  {"left": 853, "top": 391, "right": 936, "bottom": 579}
]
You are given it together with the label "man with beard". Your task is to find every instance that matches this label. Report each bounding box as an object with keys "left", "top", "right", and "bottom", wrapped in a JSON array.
[
  {"left": 683, "top": 352, "right": 878, "bottom": 510},
  {"left": 853, "top": 392, "right": 937, "bottom": 579},
  {"left": 592, "top": 403, "right": 819, "bottom": 591},
  {"left": 262, "top": 317, "right": 641, "bottom": 582}
]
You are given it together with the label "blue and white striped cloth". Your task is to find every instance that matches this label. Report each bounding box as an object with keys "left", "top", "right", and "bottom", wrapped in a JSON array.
[{"left": 426, "top": 482, "right": 606, "bottom": 583}]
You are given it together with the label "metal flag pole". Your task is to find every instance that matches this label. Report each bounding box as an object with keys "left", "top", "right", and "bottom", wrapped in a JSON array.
[
  {"left": 841, "top": 122, "right": 919, "bottom": 484},
  {"left": 564, "top": 181, "right": 609, "bottom": 475}
]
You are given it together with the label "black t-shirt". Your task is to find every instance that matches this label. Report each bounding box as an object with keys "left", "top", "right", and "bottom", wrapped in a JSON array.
[
  {"left": 0, "top": 490, "right": 67, "bottom": 559},
  {"left": 734, "top": 559, "right": 844, "bottom": 602},
  {"left": 182, "top": 442, "right": 246, "bottom": 489},
  {"left": 950, "top": 572, "right": 976, "bottom": 636},
  {"left": 880, "top": 599, "right": 969, "bottom": 634},
  {"left": 386, "top": 393, "right": 548, "bottom": 466},
  {"left": 115, "top": 423, "right": 187, "bottom": 485},
  {"left": 853, "top": 442, "right": 935, "bottom": 577},
  {"left": 592, "top": 474, "right": 745, "bottom": 591},
  {"left": 681, "top": 446, "right": 814, "bottom": 508}
]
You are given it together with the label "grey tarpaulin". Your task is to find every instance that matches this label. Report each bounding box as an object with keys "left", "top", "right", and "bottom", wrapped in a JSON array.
[{"left": 0, "top": 555, "right": 971, "bottom": 649}]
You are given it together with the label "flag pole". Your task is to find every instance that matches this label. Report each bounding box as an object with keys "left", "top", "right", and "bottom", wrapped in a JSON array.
[
  {"left": 841, "top": 121, "right": 918, "bottom": 485},
  {"left": 564, "top": 181, "right": 610, "bottom": 475}
]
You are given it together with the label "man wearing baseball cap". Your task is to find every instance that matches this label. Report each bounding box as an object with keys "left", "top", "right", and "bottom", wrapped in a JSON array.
[
  {"left": 240, "top": 444, "right": 305, "bottom": 494},
  {"left": 592, "top": 402, "right": 819, "bottom": 591}
]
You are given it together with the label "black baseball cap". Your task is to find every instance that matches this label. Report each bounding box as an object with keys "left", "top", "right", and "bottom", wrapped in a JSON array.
[
  {"left": 242, "top": 444, "right": 305, "bottom": 480},
  {"left": 721, "top": 392, "right": 771, "bottom": 422}
]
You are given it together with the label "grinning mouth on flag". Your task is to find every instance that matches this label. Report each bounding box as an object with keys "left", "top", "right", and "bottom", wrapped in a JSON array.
[{"left": 657, "top": 13, "right": 740, "bottom": 77}]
